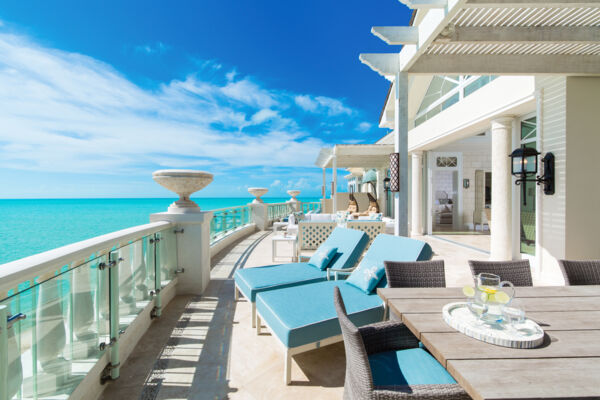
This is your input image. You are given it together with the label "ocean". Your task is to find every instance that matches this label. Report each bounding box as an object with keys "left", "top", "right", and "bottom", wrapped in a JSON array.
[{"left": 0, "top": 197, "right": 318, "bottom": 265}]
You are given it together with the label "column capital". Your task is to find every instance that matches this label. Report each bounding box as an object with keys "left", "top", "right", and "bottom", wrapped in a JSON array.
[
  {"left": 411, "top": 150, "right": 424, "bottom": 157},
  {"left": 491, "top": 116, "right": 516, "bottom": 126}
]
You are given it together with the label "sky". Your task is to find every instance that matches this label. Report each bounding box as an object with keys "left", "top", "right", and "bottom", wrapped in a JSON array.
[{"left": 0, "top": 0, "right": 411, "bottom": 198}]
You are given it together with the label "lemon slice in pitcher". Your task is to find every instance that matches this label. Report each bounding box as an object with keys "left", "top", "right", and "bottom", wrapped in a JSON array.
[
  {"left": 490, "top": 291, "right": 511, "bottom": 304},
  {"left": 462, "top": 286, "right": 475, "bottom": 297},
  {"left": 479, "top": 285, "right": 498, "bottom": 294}
]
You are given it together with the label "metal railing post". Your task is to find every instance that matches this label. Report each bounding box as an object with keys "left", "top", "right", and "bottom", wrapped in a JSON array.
[
  {"left": 153, "top": 235, "right": 162, "bottom": 318},
  {"left": 108, "top": 251, "right": 121, "bottom": 380},
  {"left": 0, "top": 305, "right": 8, "bottom": 400}
]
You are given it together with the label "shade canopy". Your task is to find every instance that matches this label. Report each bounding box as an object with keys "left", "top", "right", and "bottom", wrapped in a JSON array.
[
  {"left": 360, "top": 0, "right": 600, "bottom": 76},
  {"left": 315, "top": 144, "right": 395, "bottom": 169}
]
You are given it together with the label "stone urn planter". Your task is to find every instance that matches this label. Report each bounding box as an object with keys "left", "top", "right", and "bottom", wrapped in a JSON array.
[
  {"left": 287, "top": 190, "right": 301, "bottom": 202},
  {"left": 248, "top": 187, "right": 268, "bottom": 203},
  {"left": 153, "top": 169, "right": 213, "bottom": 213}
]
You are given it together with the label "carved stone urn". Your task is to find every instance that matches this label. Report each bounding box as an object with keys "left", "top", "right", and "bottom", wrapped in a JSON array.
[
  {"left": 152, "top": 169, "right": 213, "bottom": 213},
  {"left": 248, "top": 187, "right": 268, "bottom": 203},
  {"left": 287, "top": 190, "right": 301, "bottom": 202}
]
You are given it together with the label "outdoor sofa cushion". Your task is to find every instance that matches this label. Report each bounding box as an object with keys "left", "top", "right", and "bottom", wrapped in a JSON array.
[
  {"left": 255, "top": 234, "right": 433, "bottom": 348},
  {"left": 369, "top": 348, "right": 457, "bottom": 386},
  {"left": 234, "top": 227, "right": 368, "bottom": 302}
]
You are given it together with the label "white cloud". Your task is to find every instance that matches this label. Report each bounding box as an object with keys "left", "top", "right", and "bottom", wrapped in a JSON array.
[
  {"left": 251, "top": 109, "right": 278, "bottom": 125},
  {"left": 135, "top": 41, "right": 169, "bottom": 55},
  {"left": 0, "top": 29, "right": 371, "bottom": 179},
  {"left": 221, "top": 79, "right": 278, "bottom": 108},
  {"left": 356, "top": 121, "right": 372, "bottom": 132},
  {"left": 295, "top": 94, "right": 353, "bottom": 116},
  {"left": 271, "top": 179, "right": 282, "bottom": 187},
  {"left": 294, "top": 95, "right": 318, "bottom": 112}
]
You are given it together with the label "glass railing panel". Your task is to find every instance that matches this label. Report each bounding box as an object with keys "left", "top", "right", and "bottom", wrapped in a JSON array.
[
  {"left": 117, "top": 237, "right": 154, "bottom": 330},
  {"left": 156, "top": 229, "right": 177, "bottom": 288},
  {"left": 209, "top": 206, "right": 252, "bottom": 244},
  {"left": 0, "top": 255, "right": 109, "bottom": 399}
]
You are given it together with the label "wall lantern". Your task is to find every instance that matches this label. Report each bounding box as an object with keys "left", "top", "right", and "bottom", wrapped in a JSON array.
[
  {"left": 463, "top": 179, "right": 470, "bottom": 189},
  {"left": 389, "top": 153, "right": 400, "bottom": 192},
  {"left": 509, "top": 145, "right": 555, "bottom": 206},
  {"left": 383, "top": 177, "right": 391, "bottom": 192}
]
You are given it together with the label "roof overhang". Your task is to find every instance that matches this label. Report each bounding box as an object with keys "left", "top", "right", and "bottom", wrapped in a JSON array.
[
  {"left": 361, "top": 0, "right": 600, "bottom": 76},
  {"left": 315, "top": 144, "right": 394, "bottom": 169}
]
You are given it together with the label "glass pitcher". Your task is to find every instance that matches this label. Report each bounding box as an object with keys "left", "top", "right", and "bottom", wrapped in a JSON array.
[{"left": 469, "top": 273, "right": 515, "bottom": 323}]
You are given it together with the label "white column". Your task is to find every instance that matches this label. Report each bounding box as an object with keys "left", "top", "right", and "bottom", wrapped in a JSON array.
[
  {"left": 332, "top": 154, "right": 338, "bottom": 213},
  {"left": 322, "top": 168, "right": 326, "bottom": 199},
  {"left": 490, "top": 117, "right": 514, "bottom": 261},
  {"left": 394, "top": 72, "right": 409, "bottom": 236},
  {"left": 411, "top": 151, "right": 423, "bottom": 236}
]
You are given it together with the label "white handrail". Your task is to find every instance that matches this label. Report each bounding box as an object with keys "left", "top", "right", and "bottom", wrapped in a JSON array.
[{"left": 0, "top": 220, "right": 173, "bottom": 296}]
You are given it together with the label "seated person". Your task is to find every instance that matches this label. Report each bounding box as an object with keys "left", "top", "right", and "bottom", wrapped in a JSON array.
[
  {"left": 346, "top": 193, "right": 360, "bottom": 217},
  {"left": 354, "top": 193, "right": 380, "bottom": 218}
]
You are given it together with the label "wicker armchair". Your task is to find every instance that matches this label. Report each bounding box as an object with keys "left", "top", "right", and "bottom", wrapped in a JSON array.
[
  {"left": 384, "top": 260, "right": 446, "bottom": 288},
  {"left": 558, "top": 260, "right": 600, "bottom": 285},
  {"left": 468, "top": 260, "right": 532, "bottom": 286},
  {"left": 333, "top": 287, "right": 469, "bottom": 400}
]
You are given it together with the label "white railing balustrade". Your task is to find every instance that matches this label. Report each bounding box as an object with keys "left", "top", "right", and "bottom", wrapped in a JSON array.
[
  {"left": 210, "top": 206, "right": 253, "bottom": 244},
  {"left": 0, "top": 221, "right": 177, "bottom": 400}
]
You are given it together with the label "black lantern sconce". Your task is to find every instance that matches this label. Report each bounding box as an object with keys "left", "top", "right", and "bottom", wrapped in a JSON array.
[
  {"left": 389, "top": 152, "right": 400, "bottom": 192},
  {"left": 383, "top": 177, "right": 391, "bottom": 193},
  {"left": 509, "top": 145, "right": 555, "bottom": 206}
]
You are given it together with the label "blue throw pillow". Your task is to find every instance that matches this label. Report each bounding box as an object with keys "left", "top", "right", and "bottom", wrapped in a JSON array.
[
  {"left": 308, "top": 246, "right": 338, "bottom": 270},
  {"left": 346, "top": 258, "right": 385, "bottom": 294}
]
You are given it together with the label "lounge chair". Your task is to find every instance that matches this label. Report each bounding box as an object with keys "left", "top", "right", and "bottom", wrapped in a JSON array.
[
  {"left": 333, "top": 286, "right": 468, "bottom": 400},
  {"left": 468, "top": 260, "right": 533, "bottom": 286},
  {"left": 234, "top": 227, "right": 369, "bottom": 328},
  {"left": 254, "top": 234, "right": 433, "bottom": 384}
]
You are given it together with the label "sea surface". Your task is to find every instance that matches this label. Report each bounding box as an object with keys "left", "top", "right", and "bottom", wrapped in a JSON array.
[{"left": 0, "top": 197, "right": 318, "bottom": 265}]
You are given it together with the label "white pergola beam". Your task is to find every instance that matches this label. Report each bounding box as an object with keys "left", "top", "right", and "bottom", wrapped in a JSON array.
[
  {"left": 359, "top": 53, "right": 400, "bottom": 77},
  {"left": 372, "top": 26, "right": 419, "bottom": 45},
  {"left": 409, "top": 54, "right": 600, "bottom": 75},
  {"left": 465, "top": 0, "right": 600, "bottom": 7},
  {"left": 435, "top": 26, "right": 600, "bottom": 44},
  {"left": 399, "top": 0, "right": 448, "bottom": 9}
]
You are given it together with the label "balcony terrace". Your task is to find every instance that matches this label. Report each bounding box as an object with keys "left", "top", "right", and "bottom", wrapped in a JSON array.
[{"left": 97, "top": 228, "right": 488, "bottom": 400}]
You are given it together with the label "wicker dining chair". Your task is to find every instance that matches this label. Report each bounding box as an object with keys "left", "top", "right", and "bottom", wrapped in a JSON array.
[
  {"left": 333, "top": 287, "right": 469, "bottom": 400},
  {"left": 384, "top": 260, "right": 446, "bottom": 288},
  {"left": 468, "top": 260, "right": 533, "bottom": 286},
  {"left": 558, "top": 259, "right": 600, "bottom": 285}
]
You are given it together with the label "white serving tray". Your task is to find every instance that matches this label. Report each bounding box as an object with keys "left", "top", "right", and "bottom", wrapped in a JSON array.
[{"left": 442, "top": 302, "right": 545, "bottom": 349}]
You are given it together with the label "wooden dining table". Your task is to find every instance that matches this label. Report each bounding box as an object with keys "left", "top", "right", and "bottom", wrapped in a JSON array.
[{"left": 377, "top": 285, "right": 600, "bottom": 400}]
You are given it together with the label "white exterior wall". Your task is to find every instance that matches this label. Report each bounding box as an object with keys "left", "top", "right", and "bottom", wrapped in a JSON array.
[{"left": 536, "top": 76, "right": 567, "bottom": 285}]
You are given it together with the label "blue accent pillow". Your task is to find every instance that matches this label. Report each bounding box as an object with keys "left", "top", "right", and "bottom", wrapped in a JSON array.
[
  {"left": 308, "top": 246, "right": 338, "bottom": 270},
  {"left": 345, "top": 258, "right": 385, "bottom": 294}
]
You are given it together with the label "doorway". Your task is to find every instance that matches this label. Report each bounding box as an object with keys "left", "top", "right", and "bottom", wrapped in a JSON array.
[{"left": 427, "top": 152, "right": 463, "bottom": 234}]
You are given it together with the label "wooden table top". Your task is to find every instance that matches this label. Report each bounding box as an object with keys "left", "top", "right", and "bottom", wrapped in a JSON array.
[{"left": 377, "top": 286, "right": 600, "bottom": 400}]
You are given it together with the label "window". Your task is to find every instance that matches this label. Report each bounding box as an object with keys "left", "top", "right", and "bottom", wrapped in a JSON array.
[
  {"left": 415, "top": 76, "right": 498, "bottom": 127},
  {"left": 436, "top": 156, "right": 458, "bottom": 168}
]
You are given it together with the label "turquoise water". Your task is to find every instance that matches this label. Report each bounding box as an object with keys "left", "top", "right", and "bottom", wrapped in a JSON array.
[{"left": 0, "top": 197, "right": 318, "bottom": 265}]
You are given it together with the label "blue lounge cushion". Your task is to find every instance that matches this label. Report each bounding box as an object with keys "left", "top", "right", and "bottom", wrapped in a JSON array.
[
  {"left": 256, "top": 280, "right": 384, "bottom": 348},
  {"left": 234, "top": 227, "right": 368, "bottom": 302},
  {"left": 369, "top": 348, "right": 457, "bottom": 386},
  {"left": 255, "top": 234, "right": 434, "bottom": 349},
  {"left": 346, "top": 256, "right": 385, "bottom": 294},
  {"left": 346, "top": 234, "right": 433, "bottom": 293},
  {"left": 308, "top": 246, "right": 338, "bottom": 270}
]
